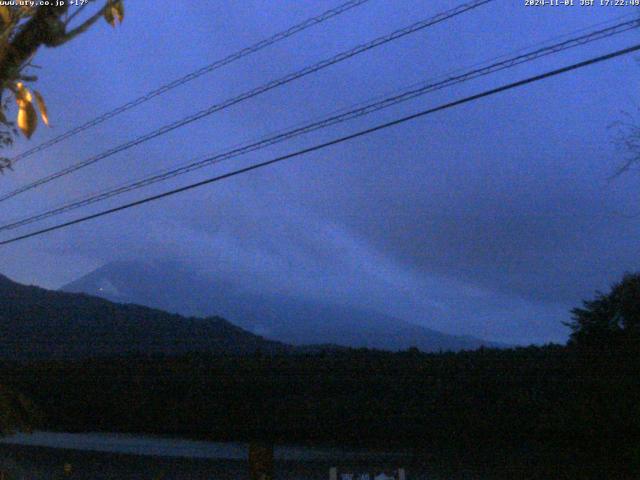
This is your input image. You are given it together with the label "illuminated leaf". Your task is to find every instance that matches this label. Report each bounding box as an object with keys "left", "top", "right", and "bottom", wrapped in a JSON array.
[
  {"left": 14, "top": 82, "right": 32, "bottom": 104},
  {"left": 33, "top": 91, "right": 49, "bottom": 127},
  {"left": 0, "top": 6, "right": 11, "bottom": 25},
  {"left": 17, "top": 101, "right": 37, "bottom": 138}
]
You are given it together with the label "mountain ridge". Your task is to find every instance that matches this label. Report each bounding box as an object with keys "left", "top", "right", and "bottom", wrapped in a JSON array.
[
  {"left": 0, "top": 272, "right": 290, "bottom": 360},
  {"left": 62, "top": 260, "right": 502, "bottom": 352}
]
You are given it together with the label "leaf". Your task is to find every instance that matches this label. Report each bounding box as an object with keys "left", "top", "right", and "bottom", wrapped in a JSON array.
[
  {"left": 14, "top": 82, "right": 32, "bottom": 104},
  {"left": 14, "top": 82, "right": 38, "bottom": 137},
  {"left": 104, "top": 1, "right": 124, "bottom": 27},
  {"left": 113, "top": 0, "right": 124, "bottom": 23},
  {"left": 17, "top": 101, "right": 37, "bottom": 139},
  {"left": 103, "top": 5, "right": 115, "bottom": 27},
  {"left": 33, "top": 91, "right": 49, "bottom": 127},
  {"left": 0, "top": 6, "right": 11, "bottom": 25}
]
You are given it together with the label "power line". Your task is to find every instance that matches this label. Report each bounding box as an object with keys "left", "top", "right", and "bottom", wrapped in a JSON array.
[
  {"left": 1, "top": 17, "right": 636, "bottom": 232},
  {"left": 0, "top": 0, "right": 493, "bottom": 204},
  {"left": 8, "top": 0, "right": 373, "bottom": 165},
  {"left": 1, "top": 42, "right": 637, "bottom": 247}
]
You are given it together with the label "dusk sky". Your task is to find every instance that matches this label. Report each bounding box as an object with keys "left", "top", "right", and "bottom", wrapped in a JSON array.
[{"left": 1, "top": 0, "right": 638, "bottom": 345}]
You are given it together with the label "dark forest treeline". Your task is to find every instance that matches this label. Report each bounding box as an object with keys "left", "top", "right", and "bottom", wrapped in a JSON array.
[
  {"left": 2, "top": 344, "right": 639, "bottom": 473},
  {"left": 0, "top": 273, "right": 638, "bottom": 476}
]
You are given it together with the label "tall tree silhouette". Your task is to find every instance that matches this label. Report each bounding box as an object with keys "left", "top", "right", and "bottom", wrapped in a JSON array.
[{"left": 566, "top": 273, "right": 640, "bottom": 348}]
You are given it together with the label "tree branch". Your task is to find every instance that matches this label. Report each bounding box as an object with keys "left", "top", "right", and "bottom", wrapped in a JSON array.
[
  {"left": 0, "top": 5, "right": 67, "bottom": 82},
  {"left": 0, "top": 2, "right": 111, "bottom": 80},
  {"left": 64, "top": 2, "right": 88, "bottom": 26},
  {"left": 48, "top": 2, "right": 111, "bottom": 47}
]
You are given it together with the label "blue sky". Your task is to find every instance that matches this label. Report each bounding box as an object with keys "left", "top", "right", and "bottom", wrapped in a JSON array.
[{"left": 0, "top": 0, "right": 639, "bottom": 344}]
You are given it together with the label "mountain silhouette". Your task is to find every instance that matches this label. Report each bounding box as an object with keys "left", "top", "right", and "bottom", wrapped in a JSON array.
[
  {"left": 62, "top": 260, "right": 499, "bottom": 352},
  {"left": 0, "top": 273, "right": 288, "bottom": 359}
]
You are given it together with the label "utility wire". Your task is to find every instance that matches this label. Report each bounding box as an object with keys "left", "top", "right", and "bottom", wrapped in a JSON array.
[
  {"left": 1, "top": 17, "right": 637, "bottom": 232},
  {"left": 0, "top": 0, "right": 493, "bottom": 204},
  {"left": 8, "top": 0, "right": 373, "bottom": 165},
  {"left": 1, "top": 42, "right": 637, "bottom": 247}
]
